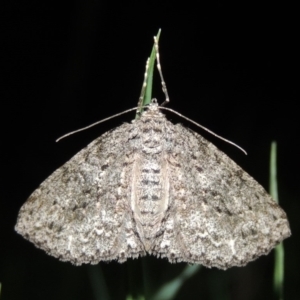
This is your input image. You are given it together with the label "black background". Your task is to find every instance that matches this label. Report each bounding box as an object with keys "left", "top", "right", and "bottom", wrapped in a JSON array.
[{"left": 1, "top": 1, "right": 299, "bottom": 299}]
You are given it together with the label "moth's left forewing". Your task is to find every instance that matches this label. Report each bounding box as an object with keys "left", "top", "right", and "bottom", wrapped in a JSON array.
[{"left": 15, "top": 124, "right": 146, "bottom": 264}]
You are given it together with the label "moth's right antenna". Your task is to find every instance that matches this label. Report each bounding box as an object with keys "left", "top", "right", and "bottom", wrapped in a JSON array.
[
  {"left": 160, "top": 106, "right": 247, "bottom": 155},
  {"left": 154, "top": 35, "right": 170, "bottom": 107},
  {"left": 153, "top": 35, "right": 246, "bottom": 155}
]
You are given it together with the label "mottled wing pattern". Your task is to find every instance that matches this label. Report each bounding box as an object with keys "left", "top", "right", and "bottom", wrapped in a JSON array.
[
  {"left": 153, "top": 123, "right": 291, "bottom": 269},
  {"left": 15, "top": 124, "right": 146, "bottom": 265},
  {"left": 16, "top": 102, "right": 291, "bottom": 268}
]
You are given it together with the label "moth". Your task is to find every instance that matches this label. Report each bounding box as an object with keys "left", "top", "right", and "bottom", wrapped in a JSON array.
[{"left": 15, "top": 36, "right": 290, "bottom": 270}]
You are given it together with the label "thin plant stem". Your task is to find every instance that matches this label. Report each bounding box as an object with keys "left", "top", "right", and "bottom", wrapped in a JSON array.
[{"left": 270, "top": 142, "right": 285, "bottom": 300}]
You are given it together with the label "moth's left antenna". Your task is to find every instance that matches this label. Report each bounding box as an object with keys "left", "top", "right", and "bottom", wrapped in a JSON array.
[{"left": 56, "top": 107, "right": 138, "bottom": 142}]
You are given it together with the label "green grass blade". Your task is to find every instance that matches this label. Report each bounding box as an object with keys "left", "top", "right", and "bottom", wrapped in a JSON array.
[
  {"left": 151, "top": 265, "right": 201, "bottom": 300},
  {"left": 87, "top": 265, "right": 110, "bottom": 300},
  {"left": 144, "top": 29, "right": 161, "bottom": 107},
  {"left": 126, "top": 295, "right": 146, "bottom": 300},
  {"left": 141, "top": 257, "right": 153, "bottom": 300},
  {"left": 270, "top": 142, "right": 279, "bottom": 203},
  {"left": 135, "top": 29, "right": 161, "bottom": 118},
  {"left": 269, "top": 142, "right": 285, "bottom": 300}
]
